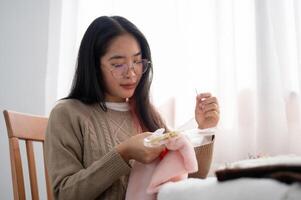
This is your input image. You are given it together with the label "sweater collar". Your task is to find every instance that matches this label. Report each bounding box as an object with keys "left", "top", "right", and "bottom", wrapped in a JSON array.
[{"left": 105, "top": 102, "right": 130, "bottom": 112}]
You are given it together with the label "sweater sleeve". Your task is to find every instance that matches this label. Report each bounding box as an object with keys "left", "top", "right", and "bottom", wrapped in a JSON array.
[
  {"left": 45, "top": 103, "right": 131, "bottom": 200},
  {"left": 189, "top": 141, "right": 214, "bottom": 178}
]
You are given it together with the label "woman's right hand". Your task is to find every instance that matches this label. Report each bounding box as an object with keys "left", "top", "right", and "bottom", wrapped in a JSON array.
[{"left": 116, "top": 132, "right": 164, "bottom": 164}]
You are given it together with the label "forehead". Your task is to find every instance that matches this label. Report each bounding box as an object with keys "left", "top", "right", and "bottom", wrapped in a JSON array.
[{"left": 104, "top": 34, "right": 141, "bottom": 58}]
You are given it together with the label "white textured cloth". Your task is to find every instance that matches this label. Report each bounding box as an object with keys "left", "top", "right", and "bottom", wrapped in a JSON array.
[{"left": 158, "top": 177, "right": 301, "bottom": 200}]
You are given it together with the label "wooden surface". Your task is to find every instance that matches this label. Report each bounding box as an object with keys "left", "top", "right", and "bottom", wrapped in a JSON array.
[{"left": 3, "top": 110, "right": 53, "bottom": 200}]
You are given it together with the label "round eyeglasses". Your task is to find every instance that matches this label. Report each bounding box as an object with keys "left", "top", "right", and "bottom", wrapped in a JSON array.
[{"left": 108, "top": 59, "right": 151, "bottom": 79}]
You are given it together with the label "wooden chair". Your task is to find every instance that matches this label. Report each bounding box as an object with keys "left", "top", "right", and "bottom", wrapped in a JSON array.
[{"left": 3, "top": 110, "right": 53, "bottom": 200}]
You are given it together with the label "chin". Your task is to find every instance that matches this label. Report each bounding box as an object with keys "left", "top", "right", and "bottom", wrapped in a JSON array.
[{"left": 121, "top": 91, "right": 135, "bottom": 99}]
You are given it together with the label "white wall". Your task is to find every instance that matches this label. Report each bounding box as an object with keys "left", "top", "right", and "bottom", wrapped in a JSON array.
[{"left": 0, "top": 0, "right": 60, "bottom": 198}]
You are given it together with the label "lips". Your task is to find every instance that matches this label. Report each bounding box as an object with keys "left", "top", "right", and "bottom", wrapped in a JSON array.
[{"left": 120, "top": 83, "right": 137, "bottom": 90}]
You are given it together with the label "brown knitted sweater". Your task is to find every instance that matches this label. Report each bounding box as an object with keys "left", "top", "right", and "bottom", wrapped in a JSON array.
[{"left": 45, "top": 99, "right": 214, "bottom": 200}]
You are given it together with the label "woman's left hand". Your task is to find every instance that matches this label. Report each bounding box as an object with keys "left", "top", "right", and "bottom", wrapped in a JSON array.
[{"left": 195, "top": 93, "right": 220, "bottom": 129}]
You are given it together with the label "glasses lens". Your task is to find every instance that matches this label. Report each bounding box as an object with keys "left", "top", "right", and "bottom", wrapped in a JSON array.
[
  {"left": 111, "top": 59, "right": 151, "bottom": 79},
  {"left": 111, "top": 64, "right": 126, "bottom": 79}
]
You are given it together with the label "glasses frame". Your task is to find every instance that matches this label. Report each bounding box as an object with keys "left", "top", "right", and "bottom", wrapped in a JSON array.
[{"left": 106, "top": 59, "right": 151, "bottom": 79}]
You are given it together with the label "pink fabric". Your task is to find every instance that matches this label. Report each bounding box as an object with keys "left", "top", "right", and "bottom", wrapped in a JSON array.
[{"left": 125, "top": 135, "right": 198, "bottom": 200}]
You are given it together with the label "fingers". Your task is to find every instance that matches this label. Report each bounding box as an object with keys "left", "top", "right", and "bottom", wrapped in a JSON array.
[
  {"left": 196, "top": 93, "right": 218, "bottom": 106},
  {"left": 196, "top": 93, "right": 212, "bottom": 101},
  {"left": 204, "top": 110, "right": 219, "bottom": 119},
  {"left": 140, "top": 132, "right": 165, "bottom": 151},
  {"left": 199, "top": 96, "right": 218, "bottom": 105},
  {"left": 196, "top": 93, "right": 219, "bottom": 113},
  {"left": 199, "top": 102, "right": 220, "bottom": 113},
  {"left": 195, "top": 92, "right": 220, "bottom": 129},
  {"left": 125, "top": 132, "right": 166, "bottom": 163},
  {"left": 152, "top": 145, "right": 166, "bottom": 153}
]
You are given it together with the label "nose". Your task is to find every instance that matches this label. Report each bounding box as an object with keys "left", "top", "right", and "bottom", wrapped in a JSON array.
[{"left": 125, "top": 63, "right": 137, "bottom": 79}]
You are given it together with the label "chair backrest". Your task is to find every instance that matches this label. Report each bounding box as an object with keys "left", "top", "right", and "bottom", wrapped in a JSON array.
[{"left": 3, "top": 110, "right": 53, "bottom": 200}]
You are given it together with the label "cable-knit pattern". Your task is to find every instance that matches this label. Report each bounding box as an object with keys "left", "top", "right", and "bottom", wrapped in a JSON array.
[{"left": 105, "top": 110, "right": 135, "bottom": 145}]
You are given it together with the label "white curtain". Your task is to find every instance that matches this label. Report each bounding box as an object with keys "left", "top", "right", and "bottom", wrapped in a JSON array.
[{"left": 54, "top": 0, "right": 301, "bottom": 168}]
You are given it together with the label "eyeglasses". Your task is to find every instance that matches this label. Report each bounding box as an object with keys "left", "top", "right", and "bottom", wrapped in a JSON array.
[{"left": 108, "top": 59, "right": 151, "bottom": 79}]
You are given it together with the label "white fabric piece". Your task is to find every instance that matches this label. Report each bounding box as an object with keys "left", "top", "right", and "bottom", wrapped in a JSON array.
[
  {"left": 158, "top": 177, "right": 296, "bottom": 200},
  {"left": 283, "top": 184, "right": 301, "bottom": 200}
]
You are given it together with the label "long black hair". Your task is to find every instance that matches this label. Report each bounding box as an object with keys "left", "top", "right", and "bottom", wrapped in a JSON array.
[{"left": 66, "top": 16, "right": 166, "bottom": 132}]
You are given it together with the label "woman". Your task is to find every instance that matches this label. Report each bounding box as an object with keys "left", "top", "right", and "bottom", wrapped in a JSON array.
[{"left": 45, "top": 16, "right": 219, "bottom": 200}]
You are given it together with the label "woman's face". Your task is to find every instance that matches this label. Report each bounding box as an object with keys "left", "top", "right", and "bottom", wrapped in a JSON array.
[{"left": 100, "top": 34, "right": 143, "bottom": 102}]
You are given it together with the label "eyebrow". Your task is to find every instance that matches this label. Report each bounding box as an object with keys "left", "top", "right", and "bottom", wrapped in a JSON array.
[{"left": 108, "top": 52, "right": 142, "bottom": 61}]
